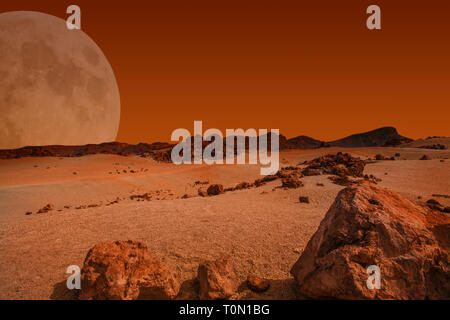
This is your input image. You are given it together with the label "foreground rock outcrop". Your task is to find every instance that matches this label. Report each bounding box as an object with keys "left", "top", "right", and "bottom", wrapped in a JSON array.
[
  {"left": 197, "top": 256, "right": 238, "bottom": 300},
  {"left": 290, "top": 183, "right": 450, "bottom": 299},
  {"left": 79, "top": 240, "right": 180, "bottom": 300}
]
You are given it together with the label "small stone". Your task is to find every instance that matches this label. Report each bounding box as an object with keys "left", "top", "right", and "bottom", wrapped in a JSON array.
[{"left": 299, "top": 196, "right": 310, "bottom": 203}]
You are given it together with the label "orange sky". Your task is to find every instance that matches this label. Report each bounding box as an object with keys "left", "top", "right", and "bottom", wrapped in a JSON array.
[{"left": 2, "top": 1, "right": 449, "bottom": 143}]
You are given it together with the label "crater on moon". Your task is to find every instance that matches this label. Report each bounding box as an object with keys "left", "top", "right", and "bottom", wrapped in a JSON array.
[{"left": 0, "top": 11, "right": 121, "bottom": 149}]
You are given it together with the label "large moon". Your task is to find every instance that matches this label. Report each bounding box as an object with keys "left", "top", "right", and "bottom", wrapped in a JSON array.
[{"left": 0, "top": 11, "right": 121, "bottom": 149}]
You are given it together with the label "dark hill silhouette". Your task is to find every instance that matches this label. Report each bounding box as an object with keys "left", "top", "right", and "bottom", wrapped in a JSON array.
[
  {"left": 0, "top": 142, "right": 173, "bottom": 161},
  {"left": 327, "top": 127, "right": 411, "bottom": 148},
  {"left": 0, "top": 127, "right": 413, "bottom": 159},
  {"left": 286, "top": 135, "right": 325, "bottom": 149}
]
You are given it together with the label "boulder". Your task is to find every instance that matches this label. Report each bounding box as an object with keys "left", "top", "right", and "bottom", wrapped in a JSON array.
[
  {"left": 197, "top": 256, "right": 238, "bottom": 300},
  {"left": 302, "top": 153, "right": 365, "bottom": 177},
  {"left": 247, "top": 274, "right": 270, "bottom": 293},
  {"left": 37, "top": 203, "right": 54, "bottom": 213},
  {"left": 302, "top": 167, "right": 322, "bottom": 176},
  {"left": 207, "top": 184, "right": 224, "bottom": 196},
  {"left": 290, "top": 183, "right": 450, "bottom": 299},
  {"left": 281, "top": 177, "right": 303, "bottom": 189},
  {"left": 79, "top": 240, "right": 180, "bottom": 300},
  {"left": 198, "top": 188, "right": 208, "bottom": 197}
]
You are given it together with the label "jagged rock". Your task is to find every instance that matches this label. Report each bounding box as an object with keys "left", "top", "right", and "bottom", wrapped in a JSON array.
[
  {"left": 37, "top": 203, "right": 54, "bottom": 213},
  {"left": 420, "top": 154, "right": 431, "bottom": 160},
  {"left": 364, "top": 174, "right": 382, "bottom": 184},
  {"left": 281, "top": 176, "right": 303, "bottom": 189},
  {"left": 198, "top": 188, "right": 208, "bottom": 197},
  {"left": 302, "top": 167, "right": 321, "bottom": 176},
  {"left": 194, "top": 180, "right": 209, "bottom": 186},
  {"left": 247, "top": 274, "right": 270, "bottom": 292},
  {"left": 254, "top": 175, "right": 278, "bottom": 187},
  {"left": 233, "top": 182, "right": 252, "bottom": 190},
  {"left": 277, "top": 167, "right": 302, "bottom": 179},
  {"left": 207, "top": 184, "right": 224, "bottom": 196},
  {"left": 197, "top": 256, "right": 238, "bottom": 300},
  {"left": 276, "top": 170, "right": 293, "bottom": 179},
  {"left": 426, "top": 199, "right": 449, "bottom": 213},
  {"left": 303, "top": 152, "right": 365, "bottom": 177},
  {"left": 298, "top": 196, "right": 310, "bottom": 203},
  {"left": 290, "top": 183, "right": 450, "bottom": 299},
  {"left": 79, "top": 240, "right": 180, "bottom": 300},
  {"left": 328, "top": 175, "right": 353, "bottom": 186}
]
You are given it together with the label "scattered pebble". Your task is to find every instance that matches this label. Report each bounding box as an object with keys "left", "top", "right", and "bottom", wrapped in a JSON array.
[{"left": 299, "top": 196, "right": 310, "bottom": 203}]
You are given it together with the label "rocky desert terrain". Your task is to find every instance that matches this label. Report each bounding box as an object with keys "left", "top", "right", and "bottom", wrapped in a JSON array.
[{"left": 0, "top": 142, "right": 449, "bottom": 299}]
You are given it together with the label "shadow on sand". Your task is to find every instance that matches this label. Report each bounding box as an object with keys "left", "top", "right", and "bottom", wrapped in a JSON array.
[
  {"left": 49, "top": 277, "right": 300, "bottom": 300},
  {"left": 50, "top": 280, "right": 77, "bottom": 300}
]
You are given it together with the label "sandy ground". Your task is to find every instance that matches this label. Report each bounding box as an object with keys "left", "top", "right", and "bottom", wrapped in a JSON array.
[{"left": 0, "top": 146, "right": 449, "bottom": 299}]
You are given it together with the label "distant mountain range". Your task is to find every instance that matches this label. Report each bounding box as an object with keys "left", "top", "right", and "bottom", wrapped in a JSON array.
[
  {"left": 0, "top": 127, "right": 413, "bottom": 159},
  {"left": 277, "top": 126, "right": 411, "bottom": 149}
]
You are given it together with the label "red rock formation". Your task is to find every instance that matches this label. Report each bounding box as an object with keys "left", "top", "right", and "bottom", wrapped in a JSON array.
[
  {"left": 302, "top": 152, "right": 365, "bottom": 177},
  {"left": 198, "top": 188, "right": 208, "bottom": 197},
  {"left": 281, "top": 176, "right": 303, "bottom": 189},
  {"left": 79, "top": 240, "right": 180, "bottom": 300},
  {"left": 207, "top": 184, "right": 224, "bottom": 196},
  {"left": 253, "top": 175, "right": 278, "bottom": 187},
  {"left": 37, "top": 203, "right": 54, "bottom": 213},
  {"left": 291, "top": 183, "right": 450, "bottom": 299},
  {"left": 426, "top": 199, "right": 450, "bottom": 213},
  {"left": 197, "top": 256, "right": 238, "bottom": 300}
]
